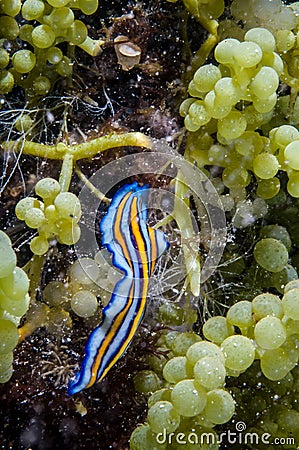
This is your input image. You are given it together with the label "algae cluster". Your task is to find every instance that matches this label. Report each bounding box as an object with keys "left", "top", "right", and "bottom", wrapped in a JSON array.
[{"left": 0, "top": 0, "right": 299, "bottom": 449}]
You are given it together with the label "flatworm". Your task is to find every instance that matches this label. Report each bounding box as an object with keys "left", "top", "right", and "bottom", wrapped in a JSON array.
[{"left": 68, "top": 182, "right": 169, "bottom": 395}]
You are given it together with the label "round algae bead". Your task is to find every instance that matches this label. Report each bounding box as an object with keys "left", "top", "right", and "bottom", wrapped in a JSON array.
[
  {"left": 260, "top": 225, "right": 292, "bottom": 251},
  {"left": 69, "top": 258, "right": 100, "bottom": 285},
  {"left": 1, "top": 293, "right": 29, "bottom": 317},
  {"left": 270, "top": 265, "right": 298, "bottom": 294},
  {"left": 257, "top": 178, "right": 280, "bottom": 199},
  {"left": 203, "top": 316, "right": 234, "bottom": 344},
  {"left": 214, "top": 77, "right": 241, "bottom": 106},
  {"left": 184, "top": 115, "right": 201, "bottom": 132},
  {"left": 47, "top": 47, "right": 63, "bottom": 65},
  {"left": 30, "top": 236, "right": 49, "bottom": 255},
  {"left": 58, "top": 222, "right": 81, "bottom": 245},
  {"left": 35, "top": 178, "right": 61, "bottom": 200},
  {"left": 253, "top": 93, "right": 277, "bottom": 113},
  {"left": 226, "top": 300, "right": 253, "bottom": 329},
  {"left": 279, "top": 340, "right": 298, "bottom": 371},
  {"left": 158, "top": 302, "right": 184, "bottom": 326},
  {"left": 276, "top": 30, "right": 295, "bottom": 53},
  {"left": 71, "top": 290, "right": 98, "bottom": 318},
  {"left": 186, "top": 341, "right": 225, "bottom": 365},
  {"left": 282, "top": 288, "right": 299, "bottom": 320},
  {"left": 54, "top": 192, "right": 81, "bottom": 220},
  {"left": 260, "top": 348, "right": 292, "bottom": 380},
  {"left": 0, "top": 71, "right": 14, "bottom": 94},
  {"left": 147, "top": 401, "right": 180, "bottom": 434},
  {"left": 0, "top": 267, "right": 29, "bottom": 300},
  {"left": 43, "top": 281, "right": 69, "bottom": 307},
  {"left": 244, "top": 27, "right": 275, "bottom": 53},
  {"left": 0, "top": 364, "right": 13, "bottom": 383},
  {"left": 19, "top": 24, "right": 34, "bottom": 43},
  {"left": 47, "top": 7, "right": 74, "bottom": 29},
  {"left": 78, "top": 0, "right": 98, "bottom": 15},
  {"left": 32, "top": 24, "right": 55, "bottom": 48},
  {"left": 222, "top": 167, "right": 249, "bottom": 189},
  {"left": 203, "top": 389, "right": 235, "bottom": 424},
  {"left": 187, "top": 100, "right": 211, "bottom": 128},
  {"left": 273, "top": 125, "right": 299, "bottom": 147},
  {"left": 1, "top": 0, "right": 21, "bottom": 16},
  {"left": 254, "top": 316, "right": 286, "bottom": 350},
  {"left": 147, "top": 352, "right": 168, "bottom": 375},
  {"left": 250, "top": 67, "right": 279, "bottom": 99},
  {"left": 188, "top": 79, "right": 204, "bottom": 98},
  {"left": 15, "top": 115, "right": 33, "bottom": 132},
  {"left": 0, "top": 352, "right": 13, "bottom": 373},
  {"left": 193, "top": 64, "right": 222, "bottom": 92},
  {"left": 0, "top": 49, "right": 9, "bottom": 69},
  {"left": 171, "top": 379, "right": 207, "bottom": 417},
  {"left": 0, "top": 16, "right": 19, "bottom": 40},
  {"left": 15, "top": 197, "right": 40, "bottom": 221},
  {"left": 252, "top": 293, "right": 283, "bottom": 320},
  {"left": 218, "top": 111, "right": 247, "bottom": 139},
  {"left": 252, "top": 198, "right": 268, "bottom": 219},
  {"left": 234, "top": 41, "right": 262, "bottom": 68},
  {"left": 0, "top": 319, "right": 19, "bottom": 354},
  {"left": 284, "top": 279, "right": 299, "bottom": 293},
  {"left": 162, "top": 356, "right": 190, "bottom": 383},
  {"left": 164, "top": 331, "right": 180, "bottom": 349},
  {"left": 277, "top": 409, "right": 299, "bottom": 434},
  {"left": 179, "top": 98, "right": 196, "bottom": 117},
  {"left": 67, "top": 20, "right": 88, "bottom": 45},
  {"left": 194, "top": 356, "right": 226, "bottom": 390},
  {"left": 24, "top": 208, "right": 45, "bottom": 228},
  {"left": 130, "top": 424, "right": 166, "bottom": 450},
  {"left": 133, "top": 370, "right": 161, "bottom": 394},
  {"left": 221, "top": 335, "right": 255, "bottom": 372},
  {"left": 0, "top": 242, "right": 16, "bottom": 278},
  {"left": 204, "top": 90, "right": 231, "bottom": 119},
  {"left": 214, "top": 38, "right": 240, "bottom": 64},
  {"left": 254, "top": 238, "right": 288, "bottom": 273},
  {"left": 12, "top": 50, "right": 36, "bottom": 74},
  {"left": 0, "top": 231, "right": 11, "bottom": 246},
  {"left": 253, "top": 153, "right": 279, "bottom": 179},
  {"left": 55, "top": 56, "right": 72, "bottom": 77},
  {"left": 287, "top": 172, "right": 299, "bottom": 198},
  {"left": 22, "top": 0, "right": 45, "bottom": 20},
  {"left": 148, "top": 389, "right": 171, "bottom": 409},
  {"left": 171, "top": 332, "right": 201, "bottom": 356},
  {"left": 284, "top": 141, "right": 299, "bottom": 170}
]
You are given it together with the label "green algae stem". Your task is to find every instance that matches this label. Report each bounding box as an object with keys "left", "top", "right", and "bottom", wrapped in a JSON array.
[{"left": 1, "top": 132, "right": 153, "bottom": 161}]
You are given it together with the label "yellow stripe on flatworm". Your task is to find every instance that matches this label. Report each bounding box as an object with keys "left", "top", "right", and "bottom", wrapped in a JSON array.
[
  {"left": 130, "top": 197, "right": 150, "bottom": 297},
  {"left": 149, "top": 227, "right": 158, "bottom": 276},
  {"left": 87, "top": 282, "right": 135, "bottom": 387},
  {"left": 87, "top": 197, "right": 150, "bottom": 387},
  {"left": 113, "top": 191, "right": 134, "bottom": 271},
  {"left": 95, "top": 197, "right": 151, "bottom": 382}
]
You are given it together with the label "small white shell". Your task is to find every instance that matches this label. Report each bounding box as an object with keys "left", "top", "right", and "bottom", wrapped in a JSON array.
[{"left": 114, "top": 35, "right": 141, "bottom": 71}]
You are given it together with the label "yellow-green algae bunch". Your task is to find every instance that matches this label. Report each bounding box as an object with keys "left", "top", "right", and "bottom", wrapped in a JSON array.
[
  {"left": 0, "top": 0, "right": 102, "bottom": 98},
  {"left": 0, "top": 231, "right": 30, "bottom": 383},
  {"left": 15, "top": 177, "right": 82, "bottom": 255},
  {"left": 131, "top": 284, "right": 299, "bottom": 449},
  {"left": 182, "top": 32, "right": 299, "bottom": 199}
]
